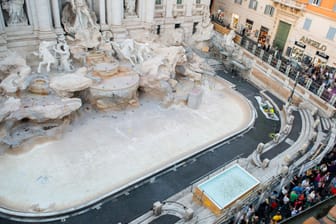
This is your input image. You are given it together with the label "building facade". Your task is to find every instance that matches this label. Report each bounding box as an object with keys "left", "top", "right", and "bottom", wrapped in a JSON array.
[
  {"left": 0, "top": 0, "right": 209, "bottom": 56},
  {"left": 211, "top": 0, "right": 336, "bottom": 67},
  {"left": 287, "top": 0, "right": 336, "bottom": 67}
]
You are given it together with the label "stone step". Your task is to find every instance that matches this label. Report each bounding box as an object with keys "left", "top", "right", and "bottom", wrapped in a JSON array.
[{"left": 320, "top": 117, "right": 331, "bottom": 132}]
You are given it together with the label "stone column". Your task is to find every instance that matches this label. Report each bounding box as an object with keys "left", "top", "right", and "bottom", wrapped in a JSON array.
[
  {"left": 107, "top": 0, "right": 123, "bottom": 26},
  {"left": 0, "top": 6, "right": 5, "bottom": 32},
  {"left": 34, "top": 0, "right": 56, "bottom": 41},
  {"left": 144, "top": 0, "right": 155, "bottom": 23},
  {"left": 185, "top": 0, "right": 192, "bottom": 17},
  {"left": 0, "top": 8, "right": 7, "bottom": 54},
  {"left": 26, "top": 0, "right": 39, "bottom": 31},
  {"left": 51, "top": 0, "right": 63, "bottom": 34},
  {"left": 99, "top": 0, "right": 108, "bottom": 30},
  {"left": 87, "top": 0, "right": 93, "bottom": 10}
]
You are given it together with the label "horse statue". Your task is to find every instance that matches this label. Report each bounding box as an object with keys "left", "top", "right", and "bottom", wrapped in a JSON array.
[
  {"left": 111, "top": 39, "right": 137, "bottom": 65},
  {"left": 35, "top": 41, "right": 57, "bottom": 73}
]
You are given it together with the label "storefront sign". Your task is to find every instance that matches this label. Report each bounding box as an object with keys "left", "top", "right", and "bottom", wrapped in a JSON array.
[
  {"left": 294, "top": 41, "right": 306, "bottom": 49},
  {"left": 316, "top": 51, "right": 329, "bottom": 60},
  {"left": 300, "top": 36, "right": 327, "bottom": 51}
]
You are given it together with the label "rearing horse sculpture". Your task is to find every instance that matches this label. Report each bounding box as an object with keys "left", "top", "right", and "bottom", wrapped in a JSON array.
[{"left": 36, "top": 41, "right": 57, "bottom": 73}]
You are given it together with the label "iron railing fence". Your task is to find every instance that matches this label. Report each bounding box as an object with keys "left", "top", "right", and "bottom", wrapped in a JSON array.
[{"left": 239, "top": 36, "right": 336, "bottom": 107}]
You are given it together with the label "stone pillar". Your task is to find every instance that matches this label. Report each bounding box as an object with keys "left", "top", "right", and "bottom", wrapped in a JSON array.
[
  {"left": 87, "top": 0, "right": 94, "bottom": 10},
  {"left": 51, "top": 0, "right": 63, "bottom": 34},
  {"left": 107, "top": 0, "right": 123, "bottom": 26},
  {"left": 0, "top": 8, "right": 7, "bottom": 54},
  {"left": 106, "top": 0, "right": 113, "bottom": 25},
  {"left": 144, "top": 0, "right": 155, "bottom": 23},
  {"left": 27, "top": 0, "right": 39, "bottom": 31},
  {"left": 99, "top": 0, "right": 108, "bottom": 30},
  {"left": 185, "top": 0, "right": 193, "bottom": 17},
  {"left": 0, "top": 6, "right": 5, "bottom": 32},
  {"left": 35, "top": 0, "right": 56, "bottom": 40}
]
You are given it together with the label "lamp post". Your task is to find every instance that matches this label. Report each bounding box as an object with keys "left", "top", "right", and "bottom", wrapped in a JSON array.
[{"left": 287, "top": 72, "right": 300, "bottom": 105}]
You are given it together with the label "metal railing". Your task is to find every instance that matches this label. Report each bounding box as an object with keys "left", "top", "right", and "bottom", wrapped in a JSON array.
[{"left": 239, "top": 36, "right": 336, "bottom": 107}]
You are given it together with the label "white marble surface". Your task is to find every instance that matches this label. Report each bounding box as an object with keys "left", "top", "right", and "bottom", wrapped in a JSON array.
[{"left": 0, "top": 79, "right": 253, "bottom": 213}]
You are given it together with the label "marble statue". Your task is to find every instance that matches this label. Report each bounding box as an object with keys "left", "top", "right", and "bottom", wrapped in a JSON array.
[
  {"left": 225, "top": 30, "right": 236, "bottom": 48},
  {"left": 62, "top": 0, "right": 101, "bottom": 49},
  {"left": 124, "top": 0, "right": 136, "bottom": 16},
  {"left": 133, "top": 41, "right": 152, "bottom": 64},
  {"left": 99, "top": 31, "right": 115, "bottom": 58},
  {"left": 111, "top": 39, "right": 137, "bottom": 65},
  {"left": 35, "top": 41, "right": 57, "bottom": 73},
  {"left": 0, "top": 51, "right": 31, "bottom": 93},
  {"left": 70, "top": 0, "right": 95, "bottom": 29},
  {"left": 192, "top": 5, "right": 214, "bottom": 43},
  {"left": 1, "top": 0, "right": 27, "bottom": 25},
  {"left": 54, "top": 35, "right": 73, "bottom": 72},
  {"left": 111, "top": 39, "right": 152, "bottom": 65}
]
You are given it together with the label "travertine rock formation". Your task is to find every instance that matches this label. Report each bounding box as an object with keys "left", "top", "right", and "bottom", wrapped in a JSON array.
[{"left": 50, "top": 67, "right": 93, "bottom": 97}]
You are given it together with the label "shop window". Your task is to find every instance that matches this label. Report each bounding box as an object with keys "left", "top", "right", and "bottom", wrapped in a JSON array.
[
  {"left": 245, "top": 19, "right": 253, "bottom": 36},
  {"left": 176, "top": 0, "right": 182, "bottom": 4},
  {"left": 249, "top": 0, "right": 258, "bottom": 10},
  {"left": 264, "top": 5, "right": 274, "bottom": 16},
  {"left": 303, "top": 18, "right": 312, "bottom": 30},
  {"left": 257, "top": 26, "right": 269, "bottom": 48},
  {"left": 155, "top": 0, "right": 162, "bottom": 5},
  {"left": 311, "top": 0, "right": 321, "bottom": 6},
  {"left": 285, "top": 47, "right": 292, "bottom": 57},
  {"left": 326, "top": 27, "right": 336, "bottom": 40},
  {"left": 232, "top": 14, "right": 239, "bottom": 29},
  {"left": 234, "top": 0, "right": 242, "bottom": 5}
]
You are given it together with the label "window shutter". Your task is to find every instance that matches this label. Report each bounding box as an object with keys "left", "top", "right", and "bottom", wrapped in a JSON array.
[
  {"left": 326, "top": 27, "right": 336, "bottom": 40},
  {"left": 249, "top": 0, "right": 253, "bottom": 8},
  {"left": 264, "top": 5, "right": 268, "bottom": 14},
  {"left": 270, "top": 6, "right": 274, "bottom": 16},
  {"left": 303, "top": 18, "right": 312, "bottom": 30}
]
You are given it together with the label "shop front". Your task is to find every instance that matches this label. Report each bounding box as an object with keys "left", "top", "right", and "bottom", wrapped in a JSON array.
[
  {"left": 231, "top": 13, "right": 239, "bottom": 29},
  {"left": 291, "top": 36, "right": 330, "bottom": 66},
  {"left": 243, "top": 19, "right": 253, "bottom": 36},
  {"left": 257, "top": 26, "right": 269, "bottom": 48}
]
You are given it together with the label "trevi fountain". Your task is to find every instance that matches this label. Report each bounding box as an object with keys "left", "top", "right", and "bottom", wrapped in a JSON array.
[{"left": 0, "top": 0, "right": 254, "bottom": 217}]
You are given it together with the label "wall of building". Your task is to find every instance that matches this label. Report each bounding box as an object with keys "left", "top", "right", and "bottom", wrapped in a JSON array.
[
  {"left": 0, "top": 0, "right": 211, "bottom": 56},
  {"left": 211, "top": 0, "right": 276, "bottom": 46},
  {"left": 288, "top": 11, "right": 336, "bottom": 67},
  {"left": 212, "top": 0, "right": 336, "bottom": 67}
]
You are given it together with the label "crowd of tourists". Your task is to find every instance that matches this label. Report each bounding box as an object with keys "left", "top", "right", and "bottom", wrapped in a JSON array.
[
  {"left": 298, "top": 62, "right": 336, "bottom": 101},
  {"left": 235, "top": 147, "right": 336, "bottom": 224}
]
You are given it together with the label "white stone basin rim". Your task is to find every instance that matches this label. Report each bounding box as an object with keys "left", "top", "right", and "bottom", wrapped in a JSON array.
[
  {"left": 94, "top": 62, "right": 119, "bottom": 72},
  {"left": 0, "top": 90, "right": 257, "bottom": 222},
  {"left": 91, "top": 74, "right": 139, "bottom": 91}
]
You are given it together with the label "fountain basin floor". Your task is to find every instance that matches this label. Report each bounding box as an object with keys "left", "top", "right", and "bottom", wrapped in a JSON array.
[{"left": 0, "top": 79, "right": 254, "bottom": 213}]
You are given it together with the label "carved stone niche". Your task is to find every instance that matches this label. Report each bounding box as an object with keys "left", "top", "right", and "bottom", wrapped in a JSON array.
[{"left": 1, "top": 0, "right": 29, "bottom": 27}]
